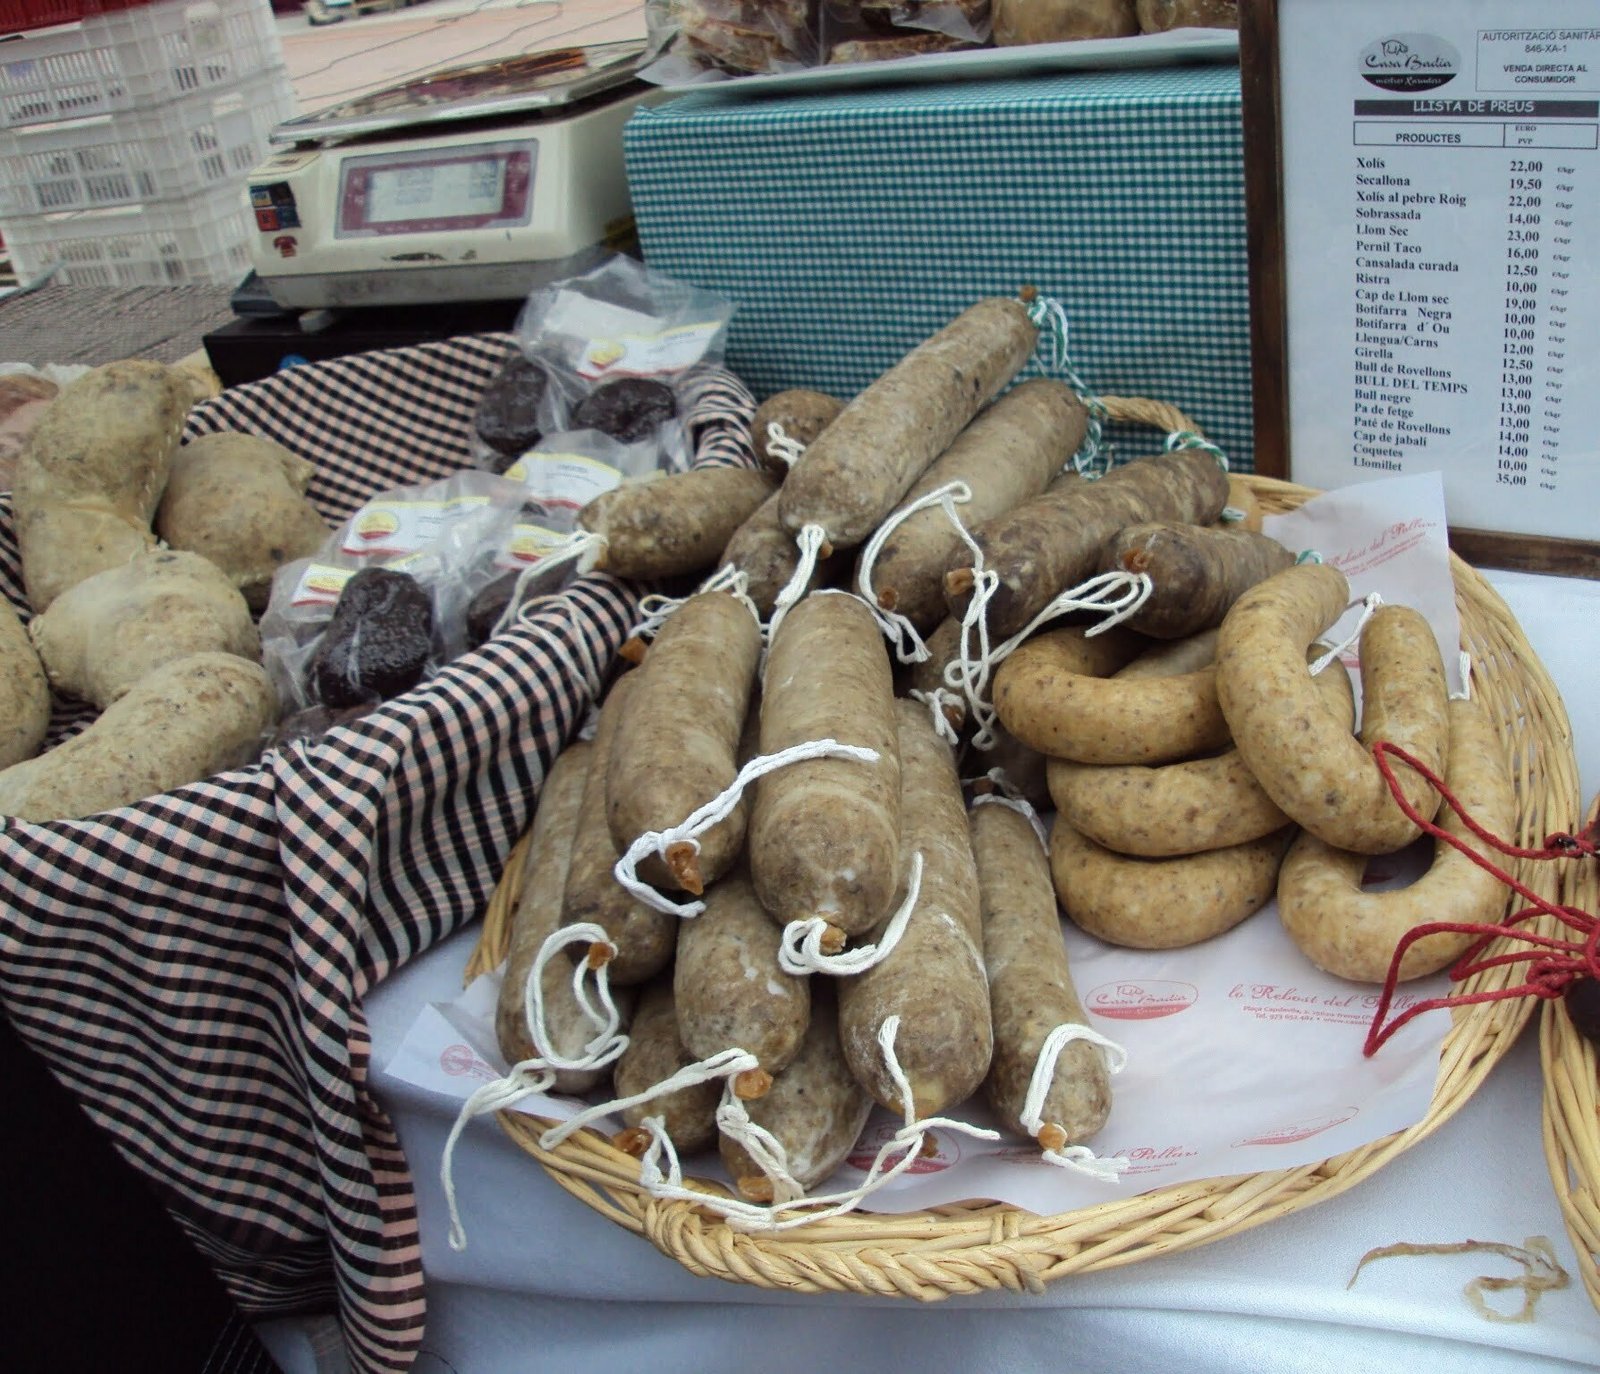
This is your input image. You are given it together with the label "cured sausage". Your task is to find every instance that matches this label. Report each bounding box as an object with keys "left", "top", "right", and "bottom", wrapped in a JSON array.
[
  {"left": 837, "top": 700, "right": 992, "bottom": 1118},
  {"left": 749, "top": 592, "right": 902, "bottom": 941},
  {"left": 779, "top": 298, "right": 1038, "bottom": 549}
]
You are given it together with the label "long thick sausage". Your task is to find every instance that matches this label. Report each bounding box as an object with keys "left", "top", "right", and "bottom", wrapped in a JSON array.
[
  {"left": 580, "top": 466, "right": 776, "bottom": 581},
  {"left": 837, "top": 699, "right": 992, "bottom": 1119},
  {"left": 749, "top": 592, "right": 902, "bottom": 941},
  {"left": 612, "top": 979, "right": 721, "bottom": 1156},
  {"left": 673, "top": 867, "right": 811, "bottom": 1095},
  {"left": 495, "top": 740, "right": 622, "bottom": 1095},
  {"left": 560, "top": 673, "right": 678, "bottom": 985},
  {"left": 606, "top": 589, "right": 762, "bottom": 894},
  {"left": 718, "top": 986, "right": 872, "bottom": 1201},
  {"left": 943, "top": 446, "right": 1231, "bottom": 640},
  {"left": 973, "top": 800, "right": 1111, "bottom": 1147},
  {"left": 1103, "top": 522, "right": 1296, "bottom": 640},
  {"left": 863, "top": 380, "right": 1086, "bottom": 633},
  {"left": 778, "top": 298, "right": 1038, "bottom": 549}
]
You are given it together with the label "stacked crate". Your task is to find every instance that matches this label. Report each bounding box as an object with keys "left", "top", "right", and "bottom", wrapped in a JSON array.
[{"left": 0, "top": 0, "right": 295, "bottom": 288}]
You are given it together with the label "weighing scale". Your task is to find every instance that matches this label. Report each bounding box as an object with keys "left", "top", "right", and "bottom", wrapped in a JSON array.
[{"left": 243, "top": 41, "right": 657, "bottom": 311}]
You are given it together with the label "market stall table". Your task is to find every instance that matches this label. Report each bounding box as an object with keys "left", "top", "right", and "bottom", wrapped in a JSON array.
[{"left": 258, "top": 567, "right": 1600, "bottom": 1374}]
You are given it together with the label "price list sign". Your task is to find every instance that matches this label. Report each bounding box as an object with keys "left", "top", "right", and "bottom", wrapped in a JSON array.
[{"left": 1242, "top": 1, "right": 1600, "bottom": 573}]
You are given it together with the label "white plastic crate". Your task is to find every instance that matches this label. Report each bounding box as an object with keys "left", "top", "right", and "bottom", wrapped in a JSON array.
[
  {"left": 0, "top": 66, "right": 293, "bottom": 216},
  {"left": 0, "top": 0, "right": 284, "bottom": 130},
  {"left": 1, "top": 180, "right": 253, "bottom": 287}
]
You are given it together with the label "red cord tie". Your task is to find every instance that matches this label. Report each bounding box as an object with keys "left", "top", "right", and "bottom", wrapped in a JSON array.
[{"left": 1361, "top": 740, "right": 1599, "bottom": 1057}]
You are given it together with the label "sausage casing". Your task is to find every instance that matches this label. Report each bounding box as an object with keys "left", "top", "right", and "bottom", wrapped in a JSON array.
[
  {"left": 973, "top": 800, "right": 1111, "bottom": 1145},
  {"left": 837, "top": 700, "right": 992, "bottom": 1119},
  {"left": 749, "top": 592, "right": 902, "bottom": 937}
]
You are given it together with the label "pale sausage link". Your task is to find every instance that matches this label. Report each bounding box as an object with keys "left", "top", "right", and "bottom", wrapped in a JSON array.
[
  {"left": 1216, "top": 563, "right": 1449, "bottom": 855},
  {"left": 1277, "top": 696, "right": 1517, "bottom": 983},
  {"left": 1049, "top": 820, "right": 1295, "bottom": 949}
]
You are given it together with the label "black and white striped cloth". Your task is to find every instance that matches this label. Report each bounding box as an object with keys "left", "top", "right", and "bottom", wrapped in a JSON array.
[{"left": 0, "top": 335, "right": 757, "bottom": 1373}]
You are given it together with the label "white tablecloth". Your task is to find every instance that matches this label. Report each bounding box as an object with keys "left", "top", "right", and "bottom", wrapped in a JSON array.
[{"left": 261, "top": 569, "right": 1600, "bottom": 1374}]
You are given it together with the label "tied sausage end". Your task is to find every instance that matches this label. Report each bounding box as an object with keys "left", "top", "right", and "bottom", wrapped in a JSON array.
[
  {"left": 1036, "top": 1123, "right": 1069, "bottom": 1152},
  {"left": 666, "top": 840, "right": 705, "bottom": 896},
  {"left": 585, "top": 940, "right": 617, "bottom": 971},
  {"left": 734, "top": 1068, "right": 774, "bottom": 1101},
  {"left": 612, "top": 1126, "right": 652, "bottom": 1158}
]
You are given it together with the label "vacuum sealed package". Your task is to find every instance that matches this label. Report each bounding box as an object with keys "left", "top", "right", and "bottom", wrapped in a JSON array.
[
  {"left": 471, "top": 353, "right": 553, "bottom": 474},
  {"left": 514, "top": 253, "right": 736, "bottom": 471},
  {"left": 462, "top": 428, "right": 661, "bottom": 649},
  {"left": 821, "top": 0, "right": 990, "bottom": 63},
  {"left": 260, "top": 470, "right": 531, "bottom": 734},
  {"left": 643, "top": 0, "right": 820, "bottom": 81}
]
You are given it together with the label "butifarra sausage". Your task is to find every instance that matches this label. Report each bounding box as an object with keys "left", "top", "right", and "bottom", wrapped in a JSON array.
[
  {"left": 1216, "top": 563, "right": 1449, "bottom": 854},
  {"left": 837, "top": 699, "right": 992, "bottom": 1118},
  {"left": 943, "top": 446, "right": 1231, "bottom": 640},
  {"left": 1050, "top": 820, "right": 1295, "bottom": 949},
  {"left": 580, "top": 466, "right": 777, "bottom": 581},
  {"left": 972, "top": 799, "right": 1111, "bottom": 1148},
  {"left": 993, "top": 625, "right": 1223, "bottom": 764},
  {"left": 863, "top": 379, "right": 1086, "bottom": 633},
  {"left": 1044, "top": 640, "right": 1356, "bottom": 857},
  {"left": 560, "top": 673, "right": 678, "bottom": 985},
  {"left": 612, "top": 978, "right": 721, "bottom": 1157},
  {"left": 749, "top": 591, "right": 902, "bottom": 941},
  {"left": 718, "top": 985, "right": 871, "bottom": 1201},
  {"left": 606, "top": 589, "right": 762, "bottom": 894},
  {"left": 751, "top": 389, "right": 845, "bottom": 478},
  {"left": 673, "top": 866, "right": 811, "bottom": 1098},
  {"left": 495, "top": 739, "right": 625, "bottom": 1095},
  {"left": 779, "top": 298, "right": 1039, "bottom": 549},
  {"left": 1277, "top": 695, "right": 1515, "bottom": 982},
  {"left": 1103, "top": 522, "right": 1296, "bottom": 640}
]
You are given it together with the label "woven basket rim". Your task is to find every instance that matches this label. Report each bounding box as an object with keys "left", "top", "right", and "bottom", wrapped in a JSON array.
[
  {"left": 466, "top": 468, "right": 1582, "bottom": 1299},
  {"left": 1540, "top": 793, "right": 1600, "bottom": 1314}
]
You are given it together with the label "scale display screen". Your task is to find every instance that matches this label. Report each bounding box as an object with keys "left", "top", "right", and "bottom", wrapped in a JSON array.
[{"left": 336, "top": 138, "right": 536, "bottom": 237}]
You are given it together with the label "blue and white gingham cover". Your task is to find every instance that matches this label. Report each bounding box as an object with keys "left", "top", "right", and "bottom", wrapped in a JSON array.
[{"left": 626, "top": 62, "right": 1255, "bottom": 469}]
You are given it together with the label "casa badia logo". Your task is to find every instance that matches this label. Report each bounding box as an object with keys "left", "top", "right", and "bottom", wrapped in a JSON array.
[{"left": 1361, "top": 32, "right": 1461, "bottom": 91}]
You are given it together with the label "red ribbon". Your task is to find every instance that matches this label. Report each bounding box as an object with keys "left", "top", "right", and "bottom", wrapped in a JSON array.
[{"left": 1360, "top": 740, "right": 1599, "bottom": 1057}]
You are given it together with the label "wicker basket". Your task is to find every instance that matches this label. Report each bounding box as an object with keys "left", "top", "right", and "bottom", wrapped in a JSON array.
[
  {"left": 1541, "top": 793, "right": 1600, "bottom": 1313},
  {"left": 466, "top": 470, "right": 1581, "bottom": 1298}
]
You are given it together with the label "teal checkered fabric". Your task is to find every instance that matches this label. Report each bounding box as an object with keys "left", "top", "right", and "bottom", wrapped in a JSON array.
[{"left": 626, "top": 62, "right": 1255, "bottom": 471}]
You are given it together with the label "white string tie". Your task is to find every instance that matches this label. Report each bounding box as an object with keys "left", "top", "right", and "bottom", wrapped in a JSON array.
[
  {"left": 764, "top": 421, "right": 807, "bottom": 470},
  {"left": 907, "top": 688, "right": 962, "bottom": 746},
  {"left": 1018, "top": 1023, "right": 1130, "bottom": 1183},
  {"left": 613, "top": 1017, "right": 999, "bottom": 1233},
  {"left": 538, "top": 1046, "right": 761, "bottom": 1153},
  {"left": 764, "top": 522, "right": 829, "bottom": 657},
  {"left": 440, "top": 921, "right": 628, "bottom": 1251},
  {"left": 949, "top": 520, "right": 1152, "bottom": 748},
  {"left": 492, "top": 528, "right": 608, "bottom": 641},
  {"left": 970, "top": 790, "right": 1050, "bottom": 851},
  {"left": 778, "top": 852, "right": 924, "bottom": 977},
  {"left": 1309, "top": 592, "right": 1383, "bottom": 678},
  {"left": 1451, "top": 651, "right": 1473, "bottom": 702},
  {"left": 854, "top": 481, "right": 973, "bottom": 664},
  {"left": 613, "top": 740, "right": 882, "bottom": 917},
  {"left": 715, "top": 1089, "right": 807, "bottom": 1204},
  {"left": 625, "top": 565, "right": 761, "bottom": 646},
  {"left": 1220, "top": 505, "right": 1247, "bottom": 524},
  {"left": 526, "top": 922, "right": 629, "bottom": 1073},
  {"left": 441, "top": 1056, "right": 556, "bottom": 1251}
]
